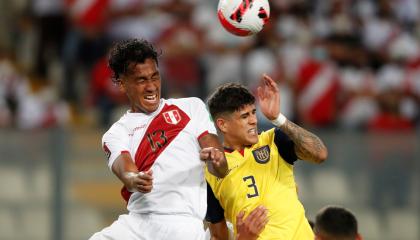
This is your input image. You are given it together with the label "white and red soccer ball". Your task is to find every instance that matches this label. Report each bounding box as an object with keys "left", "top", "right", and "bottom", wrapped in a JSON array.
[{"left": 217, "top": 0, "right": 270, "bottom": 37}]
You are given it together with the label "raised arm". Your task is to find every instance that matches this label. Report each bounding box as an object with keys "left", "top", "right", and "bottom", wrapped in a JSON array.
[{"left": 257, "top": 74, "right": 328, "bottom": 164}]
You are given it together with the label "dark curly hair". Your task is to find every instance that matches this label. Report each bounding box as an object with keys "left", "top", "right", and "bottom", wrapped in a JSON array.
[
  {"left": 108, "top": 39, "right": 160, "bottom": 83},
  {"left": 207, "top": 83, "right": 255, "bottom": 119}
]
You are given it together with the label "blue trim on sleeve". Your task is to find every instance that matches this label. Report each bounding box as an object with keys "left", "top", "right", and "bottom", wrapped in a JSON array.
[
  {"left": 205, "top": 181, "right": 225, "bottom": 223},
  {"left": 274, "top": 128, "right": 298, "bottom": 164}
]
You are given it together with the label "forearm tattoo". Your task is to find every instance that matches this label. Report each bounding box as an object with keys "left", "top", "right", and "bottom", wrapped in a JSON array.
[{"left": 279, "top": 120, "right": 327, "bottom": 163}]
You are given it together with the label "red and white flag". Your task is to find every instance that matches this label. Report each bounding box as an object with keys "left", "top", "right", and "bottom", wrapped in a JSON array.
[{"left": 295, "top": 59, "right": 340, "bottom": 126}]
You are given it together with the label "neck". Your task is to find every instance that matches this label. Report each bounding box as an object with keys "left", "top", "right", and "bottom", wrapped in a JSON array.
[{"left": 223, "top": 138, "right": 246, "bottom": 152}]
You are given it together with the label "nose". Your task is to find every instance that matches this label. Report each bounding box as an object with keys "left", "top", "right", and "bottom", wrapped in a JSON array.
[
  {"left": 144, "top": 80, "right": 157, "bottom": 91},
  {"left": 249, "top": 113, "right": 258, "bottom": 125}
]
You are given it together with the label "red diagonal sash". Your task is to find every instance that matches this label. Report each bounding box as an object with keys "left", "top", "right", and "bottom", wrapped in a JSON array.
[{"left": 121, "top": 104, "right": 190, "bottom": 202}]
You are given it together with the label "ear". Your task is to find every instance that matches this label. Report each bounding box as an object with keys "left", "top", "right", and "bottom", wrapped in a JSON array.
[
  {"left": 118, "top": 80, "right": 126, "bottom": 93},
  {"left": 215, "top": 118, "right": 228, "bottom": 133},
  {"left": 356, "top": 233, "right": 363, "bottom": 240}
]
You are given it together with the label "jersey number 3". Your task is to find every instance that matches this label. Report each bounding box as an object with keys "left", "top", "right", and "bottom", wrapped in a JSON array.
[{"left": 243, "top": 175, "right": 259, "bottom": 198}]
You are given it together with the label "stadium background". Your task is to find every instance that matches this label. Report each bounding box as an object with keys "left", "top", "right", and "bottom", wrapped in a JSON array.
[{"left": 0, "top": 0, "right": 418, "bottom": 239}]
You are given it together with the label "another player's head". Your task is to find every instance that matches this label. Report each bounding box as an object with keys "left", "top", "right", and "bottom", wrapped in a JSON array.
[
  {"left": 207, "top": 83, "right": 258, "bottom": 148},
  {"left": 108, "top": 39, "right": 161, "bottom": 113},
  {"left": 314, "top": 206, "right": 362, "bottom": 240}
]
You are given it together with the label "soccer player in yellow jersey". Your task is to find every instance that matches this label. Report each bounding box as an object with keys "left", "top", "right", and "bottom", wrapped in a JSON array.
[{"left": 201, "top": 74, "right": 328, "bottom": 240}]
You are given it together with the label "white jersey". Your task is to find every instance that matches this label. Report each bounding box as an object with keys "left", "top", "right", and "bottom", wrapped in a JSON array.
[{"left": 102, "top": 97, "right": 217, "bottom": 220}]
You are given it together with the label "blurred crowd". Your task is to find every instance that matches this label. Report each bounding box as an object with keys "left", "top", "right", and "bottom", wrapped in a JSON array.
[{"left": 0, "top": 0, "right": 419, "bottom": 131}]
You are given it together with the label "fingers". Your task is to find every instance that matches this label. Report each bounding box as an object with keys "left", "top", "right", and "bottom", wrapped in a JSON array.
[
  {"left": 144, "top": 169, "right": 153, "bottom": 176},
  {"left": 200, "top": 147, "right": 222, "bottom": 162},
  {"left": 200, "top": 147, "right": 212, "bottom": 161},
  {"left": 245, "top": 206, "right": 268, "bottom": 232},
  {"left": 262, "top": 74, "right": 278, "bottom": 90},
  {"left": 257, "top": 86, "right": 264, "bottom": 101},
  {"left": 246, "top": 206, "right": 267, "bottom": 224},
  {"left": 236, "top": 211, "right": 245, "bottom": 225},
  {"left": 134, "top": 171, "right": 154, "bottom": 193},
  {"left": 236, "top": 206, "right": 268, "bottom": 240},
  {"left": 258, "top": 74, "right": 278, "bottom": 101},
  {"left": 138, "top": 171, "right": 153, "bottom": 180}
]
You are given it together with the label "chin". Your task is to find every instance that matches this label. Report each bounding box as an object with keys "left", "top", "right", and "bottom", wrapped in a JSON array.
[
  {"left": 147, "top": 106, "right": 159, "bottom": 113},
  {"left": 247, "top": 137, "right": 259, "bottom": 145}
]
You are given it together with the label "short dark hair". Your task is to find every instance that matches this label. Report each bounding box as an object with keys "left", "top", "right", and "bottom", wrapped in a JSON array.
[
  {"left": 207, "top": 83, "right": 255, "bottom": 119},
  {"left": 108, "top": 39, "right": 160, "bottom": 83},
  {"left": 315, "top": 206, "right": 358, "bottom": 239}
]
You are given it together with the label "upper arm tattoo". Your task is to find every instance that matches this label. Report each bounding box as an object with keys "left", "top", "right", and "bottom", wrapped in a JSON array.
[{"left": 279, "top": 120, "right": 327, "bottom": 163}]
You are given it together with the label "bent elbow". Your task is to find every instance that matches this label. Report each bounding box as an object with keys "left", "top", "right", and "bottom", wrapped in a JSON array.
[{"left": 316, "top": 148, "right": 328, "bottom": 164}]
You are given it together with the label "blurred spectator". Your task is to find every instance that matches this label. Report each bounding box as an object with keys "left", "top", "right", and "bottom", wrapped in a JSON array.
[
  {"left": 390, "top": 0, "right": 420, "bottom": 28},
  {"left": 199, "top": 0, "right": 254, "bottom": 93},
  {"left": 156, "top": 0, "right": 205, "bottom": 98},
  {"left": 338, "top": 67, "right": 377, "bottom": 129},
  {"left": 0, "top": 54, "right": 19, "bottom": 127},
  {"left": 106, "top": 0, "right": 168, "bottom": 42},
  {"left": 31, "top": 0, "right": 67, "bottom": 79},
  {"left": 0, "top": 52, "right": 70, "bottom": 129},
  {"left": 1, "top": 0, "right": 420, "bottom": 131},
  {"left": 88, "top": 56, "right": 127, "bottom": 128},
  {"left": 62, "top": 0, "right": 110, "bottom": 106},
  {"left": 361, "top": 0, "right": 400, "bottom": 69}
]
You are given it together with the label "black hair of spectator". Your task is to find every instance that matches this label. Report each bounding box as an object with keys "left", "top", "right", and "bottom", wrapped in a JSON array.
[
  {"left": 315, "top": 206, "right": 358, "bottom": 238},
  {"left": 108, "top": 39, "right": 161, "bottom": 84}
]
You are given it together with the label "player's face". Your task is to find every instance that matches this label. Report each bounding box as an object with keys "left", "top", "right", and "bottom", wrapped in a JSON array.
[
  {"left": 120, "top": 59, "right": 161, "bottom": 113},
  {"left": 223, "top": 104, "right": 259, "bottom": 148}
]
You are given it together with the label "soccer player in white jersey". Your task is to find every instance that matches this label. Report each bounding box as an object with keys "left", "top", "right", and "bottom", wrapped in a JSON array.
[{"left": 89, "top": 39, "right": 228, "bottom": 240}]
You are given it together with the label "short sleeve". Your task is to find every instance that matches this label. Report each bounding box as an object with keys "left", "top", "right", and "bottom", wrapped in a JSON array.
[
  {"left": 274, "top": 128, "right": 297, "bottom": 165},
  {"left": 102, "top": 123, "right": 130, "bottom": 169},
  {"left": 190, "top": 98, "right": 217, "bottom": 138},
  {"left": 205, "top": 182, "right": 225, "bottom": 224}
]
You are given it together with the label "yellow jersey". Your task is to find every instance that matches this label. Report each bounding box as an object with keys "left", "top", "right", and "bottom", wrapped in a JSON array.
[{"left": 206, "top": 128, "right": 314, "bottom": 239}]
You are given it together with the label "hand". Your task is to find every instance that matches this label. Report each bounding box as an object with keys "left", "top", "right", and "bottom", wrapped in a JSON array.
[
  {"left": 200, "top": 147, "right": 224, "bottom": 165},
  {"left": 126, "top": 169, "right": 153, "bottom": 193},
  {"left": 257, "top": 74, "right": 280, "bottom": 121},
  {"left": 200, "top": 147, "right": 228, "bottom": 177},
  {"left": 236, "top": 206, "right": 269, "bottom": 240}
]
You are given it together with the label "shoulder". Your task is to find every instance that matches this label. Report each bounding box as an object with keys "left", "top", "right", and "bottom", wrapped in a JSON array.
[
  {"left": 167, "top": 97, "right": 205, "bottom": 106},
  {"left": 102, "top": 117, "right": 129, "bottom": 140},
  {"left": 166, "top": 97, "right": 208, "bottom": 115},
  {"left": 258, "top": 128, "right": 276, "bottom": 144}
]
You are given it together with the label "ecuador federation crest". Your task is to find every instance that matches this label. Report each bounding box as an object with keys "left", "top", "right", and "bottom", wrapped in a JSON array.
[
  {"left": 163, "top": 110, "right": 181, "bottom": 125},
  {"left": 252, "top": 145, "right": 271, "bottom": 164}
]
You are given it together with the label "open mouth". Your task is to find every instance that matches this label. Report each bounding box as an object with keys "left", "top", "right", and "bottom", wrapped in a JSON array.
[
  {"left": 248, "top": 128, "right": 257, "bottom": 135},
  {"left": 144, "top": 94, "right": 158, "bottom": 103}
]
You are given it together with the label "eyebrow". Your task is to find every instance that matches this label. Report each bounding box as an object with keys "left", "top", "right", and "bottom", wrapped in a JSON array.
[
  {"left": 240, "top": 108, "right": 256, "bottom": 116},
  {"left": 135, "top": 71, "right": 159, "bottom": 80}
]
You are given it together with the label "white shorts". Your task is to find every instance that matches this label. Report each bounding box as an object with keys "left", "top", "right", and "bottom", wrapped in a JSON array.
[{"left": 89, "top": 213, "right": 206, "bottom": 240}]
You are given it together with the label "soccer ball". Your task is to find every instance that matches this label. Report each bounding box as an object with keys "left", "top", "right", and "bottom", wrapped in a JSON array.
[{"left": 217, "top": 0, "right": 270, "bottom": 36}]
